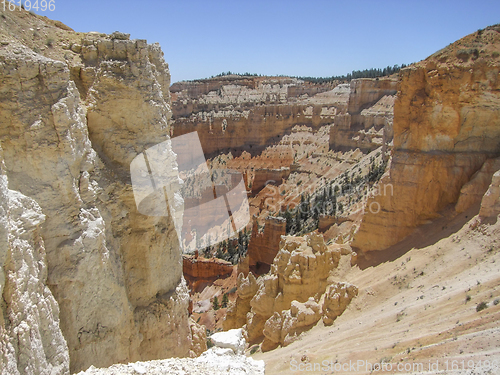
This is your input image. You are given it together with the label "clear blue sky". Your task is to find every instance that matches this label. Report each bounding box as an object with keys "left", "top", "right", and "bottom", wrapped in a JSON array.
[{"left": 35, "top": 0, "right": 499, "bottom": 83}]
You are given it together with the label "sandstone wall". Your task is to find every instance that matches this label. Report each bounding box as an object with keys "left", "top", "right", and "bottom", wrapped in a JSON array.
[
  {"left": 353, "top": 25, "right": 500, "bottom": 252},
  {"left": 171, "top": 77, "right": 347, "bottom": 157},
  {"left": 183, "top": 255, "right": 233, "bottom": 292},
  {"left": 246, "top": 216, "right": 286, "bottom": 275},
  {"left": 0, "top": 12, "right": 193, "bottom": 373},
  {"left": 329, "top": 78, "right": 397, "bottom": 153}
]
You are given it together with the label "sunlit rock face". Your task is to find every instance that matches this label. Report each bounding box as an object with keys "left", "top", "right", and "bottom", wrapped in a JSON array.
[
  {"left": 353, "top": 25, "right": 500, "bottom": 252},
  {"left": 0, "top": 11, "right": 193, "bottom": 373}
]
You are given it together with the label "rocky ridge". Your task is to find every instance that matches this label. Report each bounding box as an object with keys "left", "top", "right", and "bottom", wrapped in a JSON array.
[
  {"left": 76, "top": 329, "right": 264, "bottom": 375},
  {"left": 0, "top": 9, "right": 203, "bottom": 373},
  {"left": 171, "top": 75, "right": 395, "bottom": 158},
  {"left": 224, "top": 233, "right": 357, "bottom": 351},
  {"left": 353, "top": 24, "right": 500, "bottom": 252}
]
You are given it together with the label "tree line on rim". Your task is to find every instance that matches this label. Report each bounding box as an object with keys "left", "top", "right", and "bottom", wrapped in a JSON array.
[{"left": 198, "top": 64, "right": 408, "bottom": 82}]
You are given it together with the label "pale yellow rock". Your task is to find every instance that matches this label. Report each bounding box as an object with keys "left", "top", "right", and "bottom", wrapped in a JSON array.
[
  {"left": 0, "top": 24, "right": 192, "bottom": 375},
  {"left": 223, "top": 272, "right": 259, "bottom": 330},
  {"left": 188, "top": 318, "right": 208, "bottom": 357},
  {"left": 225, "top": 233, "right": 345, "bottom": 347},
  {"left": 261, "top": 297, "right": 322, "bottom": 350},
  {"left": 322, "top": 282, "right": 358, "bottom": 326},
  {"left": 353, "top": 25, "right": 500, "bottom": 252},
  {"left": 0, "top": 144, "right": 70, "bottom": 375},
  {"left": 455, "top": 158, "right": 500, "bottom": 213},
  {"left": 479, "top": 170, "right": 500, "bottom": 219}
]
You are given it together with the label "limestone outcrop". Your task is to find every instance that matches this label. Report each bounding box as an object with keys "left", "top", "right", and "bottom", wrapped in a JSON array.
[
  {"left": 243, "top": 216, "right": 286, "bottom": 275},
  {"left": 0, "top": 10, "right": 194, "bottom": 373},
  {"left": 223, "top": 233, "right": 356, "bottom": 348},
  {"left": 0, "top": 145, "right": 70, "bottom": 375},
  {"left": 183, "top": 254, "right": 234, "bottom": 292},
  {"left": 353, "top": 25, "right": 500, "bottom": 252},
  {"left": 171, "top": 77, "right": 347, "bottom": 157}
]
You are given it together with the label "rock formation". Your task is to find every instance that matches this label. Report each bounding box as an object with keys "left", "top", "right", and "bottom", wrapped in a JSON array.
[
  {"left": 250, "top": 168, "right": 291, "bottom": 196},
  {"left": 224, "top": 233, "right": 356, "bottom": 348},
  {"left": 261, "top": 298, "right": 322, "bottom": 351},
  {"left": 353, "top": 25, "right": 500, "bottom": 252},
  {"left": 224, "top": 273, "right": 259, "bottom": 330},
  {"left": 455, "top": 158, "right": 500, "bottom": 213},
  {"left": 479, "top": 169, "right": 500, "bottom": 219},
  {"left": 322, "top": 282, "right": 358, "bottom": 325},
  {"left": 0, "top": 145, "right": 70, "bottom": 375},
  {"left": 171, "top": 77, "right": 348, "bottom": 157},
  {"left": 0, "top": 10, "right": 198, "bottom": 373},
  {"left": 188, "top": 318, "right": 208, "bottom": 357},
  {"left": 329, "top": 78, "right": 397, "bottom": 153},
  {"left": 242, "top": 216, "right": 286, "bottom": 275},
  {"left": 183, "top": 254, "right": 234, "bottom": 292}
]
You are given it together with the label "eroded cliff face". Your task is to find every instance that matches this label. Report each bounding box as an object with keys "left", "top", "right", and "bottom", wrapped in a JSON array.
[
  {"left": 172, "top": 76, "right": 398, "bottom": 159},
  {"left": 0, "top": 145, "right": 70, "bottom": 375},
  {"left": 224, "top": 234, "right": 356, "bottom": 350},
  {"left": 171, "top": 77, "right": 348, "bottom": 157},
  {"left": 0, "top": 10, "right": 193, "bottom": 373},
  {"left": 329, "top": 78, "right": 397, "bottom": 153},
  {"left": 183, "top": 254, "right": 233, "bottom": 292},
  {"left": 353, "top": 25, "right": 500, "bottom": 252}
]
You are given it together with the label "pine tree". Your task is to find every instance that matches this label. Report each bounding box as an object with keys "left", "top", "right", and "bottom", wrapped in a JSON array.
[
  {"left": 213, "top": 296, "right": 219, "bottom": 310},
  {"left": 221, "top": 293, "right": 229, "bottom": 308}
]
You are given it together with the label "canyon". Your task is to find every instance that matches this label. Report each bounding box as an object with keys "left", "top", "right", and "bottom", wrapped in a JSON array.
[{"left": 1, "top": 6, "right": 500, "bottom": 375}]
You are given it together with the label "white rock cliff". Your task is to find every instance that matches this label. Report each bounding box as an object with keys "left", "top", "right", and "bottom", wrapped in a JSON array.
[{"left": 0, "top": 11, "right": 198, "bottom": 374}]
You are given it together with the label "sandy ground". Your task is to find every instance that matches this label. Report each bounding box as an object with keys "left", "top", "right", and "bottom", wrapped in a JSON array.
[{"left": 252, "top": 205, "right": 500, "bottom": 374}]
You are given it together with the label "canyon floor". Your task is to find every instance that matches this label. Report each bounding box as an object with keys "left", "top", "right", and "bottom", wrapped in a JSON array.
[{"left": 254, "top": 205, "right": 500, "bottom": 374}]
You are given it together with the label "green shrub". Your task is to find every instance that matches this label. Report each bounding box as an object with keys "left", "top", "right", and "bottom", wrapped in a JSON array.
[
  {"left": 221, "top": 293, "right": 229, "bottom": 308},
  {"left": 213, "top": 296, "right": 219, "bottom": 310},
  {"left": 476, "top": 302, "right": 488, "bottom": 312}
]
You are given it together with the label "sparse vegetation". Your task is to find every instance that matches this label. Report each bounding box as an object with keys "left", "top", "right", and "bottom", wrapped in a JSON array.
[
  {"left": 213, "top": 296, "right": 219, "bottom": 310},
  {"left": 221, "top": 293, "right": 229, "bottom": 308},
  {"left": 250, "top": 345, "right": 259, "bottom": 355},
  {"left": 476, "top": 301, "right": 488, "bottom": 312}
]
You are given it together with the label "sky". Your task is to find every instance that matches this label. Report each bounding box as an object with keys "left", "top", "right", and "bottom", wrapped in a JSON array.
[{"left": 33, "top": 0, "right": 500, "bottom": 83}]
